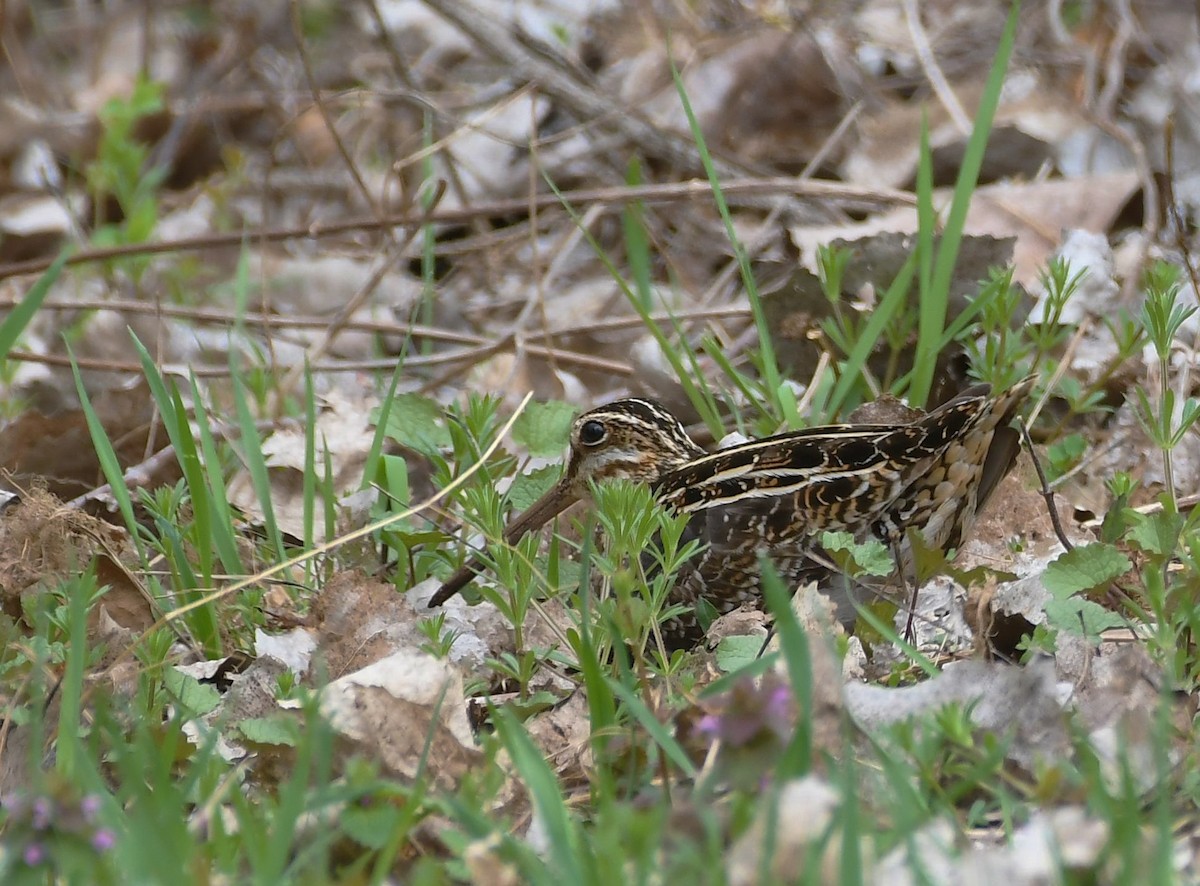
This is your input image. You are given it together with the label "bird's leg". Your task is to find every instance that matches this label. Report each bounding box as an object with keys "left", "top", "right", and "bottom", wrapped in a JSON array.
[
  {"left": 1019, "top": 419, "right": 1074, "bottom": 552},
  {"left": 893, "top": 538, "right": 920, "bottom": 645}
]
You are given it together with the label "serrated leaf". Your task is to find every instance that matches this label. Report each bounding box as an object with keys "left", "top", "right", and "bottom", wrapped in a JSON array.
[
  {"left": 382, "top": 393, "right": 452, "bottom": 456},
  {"left": 1042, "top": 543, "right": 1131, "bottom": 597},
  {"left": 821, "top": 531, "right": 893, "bottom": 576},
  {"left": 1126, "top": 510, "right": 1182, "bottom": 557},
  {"left": 1044, "top": 595, "right": 1124, "bottom": 638},
  {"left": 162, "top": 668, "right": 221, "bottom": 716},
  {"left": 507, "top": 464, "right": 563, "bottom": 512},
  {"left": 237, "top": 714, "right": 299, "bottom": 746},
  {"left": 511, "top": 400, "right": 575, "bottom": 458},
  {"left": 715, "top": 634, "right": 764, "bottom": 673}
]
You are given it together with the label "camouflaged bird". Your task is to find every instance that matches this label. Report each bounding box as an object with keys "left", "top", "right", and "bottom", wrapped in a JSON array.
[{"left": 429, "top": 377, "right": 1035, "bottom": 648}]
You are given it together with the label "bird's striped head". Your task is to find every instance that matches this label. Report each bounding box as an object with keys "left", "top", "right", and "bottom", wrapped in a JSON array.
[{"left": 561, "top": 398, "right": 706, "bottom": 496}]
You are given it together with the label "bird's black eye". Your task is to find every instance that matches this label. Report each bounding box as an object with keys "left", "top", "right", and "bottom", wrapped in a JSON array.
[{"left": 579, "top": 420, "right": 606, "bottom": 446}]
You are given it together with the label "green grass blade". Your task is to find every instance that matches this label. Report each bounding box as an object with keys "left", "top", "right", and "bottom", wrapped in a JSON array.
[
  {"left": 569, "top": 628, "right": 616, "bottom": 742},
  {"left": 622, "top": 156, "right": 653, "bottom": 313},
  {"left": 55, "top": 571, "right": 95, "bottom": 781},
  {"left": 128, "top": 331, "right": 178, "bottom": 440},
  {"left": 910, "top": 3, "right": 1018, "bottom": 404},
  {"left": 67, "top": 345, "right": 144, "bottom": 557},
  {"left": 166, "top": 382, "right": 214, "bottom": 583},
  {"left": 130, "top": 331, "right": 237, "bottom": 599},
  {"left": 364, "top": 354, "right": 407, "bottom": 493},
  {"left": 0, "top": 251, "right": 68, "bottom": 358},
  {"left": 539, "top": 172, "right": 724, "bottom": 436},
  {"left": 171, "top": 391, "right": 224, "bottom": 654},
  {"left": 824, "top": 251, "right": 919, "bottom": 418},
  {"left": 702, "top": 337, "right": 774, "bottom": 428},
  {"left": 303, "top": 367, "right": 317, "bottom": 550},
  {"left": 838, "top": 749, "right": 865, "bottom": 886},
  {"left": 758, "top": 557, "right": 812, "bottom": 776},
  {"left": 322, "top": 433, "right": 336, "bottom": 540},
  {"left": 190, "top": 374, "right": 246, "bottom": 576},
  {"left": 491, "top": 706, "right": 590, "bottom": 884},
  {"left": 668, "top": 50, "right": 783, "bottom": 415},
  {"left": 228, "top": 368, "right": 285, "bottom": 560},
  {"left": 852, "top": 601, "right": 938, "bottom": 678},
  {"left": 910, "top": 113, "right": 939, "bottom": 407},
  {"left": 604, "top": 678, "right": 698, "bottom": 778}
]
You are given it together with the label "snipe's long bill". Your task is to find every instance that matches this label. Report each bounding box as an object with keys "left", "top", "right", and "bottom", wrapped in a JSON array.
[{"left": 428, "top": 378, "right": 1035, "bottom": 645}]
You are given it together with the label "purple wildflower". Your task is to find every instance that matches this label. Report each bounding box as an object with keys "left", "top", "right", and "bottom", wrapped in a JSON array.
[
  {"left": 695, "top": 713, "right": 722, "bottom": 738},
  {"left": 693, "top": 677, "right": 798, "bottom": 749},
  {"left": 30, "top": 796, "right": 52, "bottom": 830},
  {"left": 81, "top": 795, "right": 102, "bottom": 821},
  {"left": 764, "top": 684, "right": 794, "bottom": 735},
  {"left": 91, "top": 829, "right": 116, "bottom": 852},
  {"left": 22, "top": 842, "right": 45, "bottom": 866}
]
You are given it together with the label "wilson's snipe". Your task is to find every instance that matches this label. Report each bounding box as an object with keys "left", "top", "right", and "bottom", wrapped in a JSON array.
[{"left": 429, "top": 378, "right": 1035, "bottom": 648}]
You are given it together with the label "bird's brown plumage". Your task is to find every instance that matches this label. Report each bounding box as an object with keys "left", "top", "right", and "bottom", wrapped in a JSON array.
[{"left": 428, "top": 378, "right": 1035, "bottom": 648}]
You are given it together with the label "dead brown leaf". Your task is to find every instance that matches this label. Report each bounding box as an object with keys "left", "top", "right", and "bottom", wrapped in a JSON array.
[
  {"left": 308, "top": 570, "right": 427, "bottom": 681},
  {"left": 319, "top": 648, "right": 483, "bottom": 789}
]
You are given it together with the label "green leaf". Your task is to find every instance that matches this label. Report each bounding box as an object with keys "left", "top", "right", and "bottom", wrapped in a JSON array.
[
  {"left": 1044, "top": 595, "right": 1124, "bottom": 638},
  {"left": 162, "top": 668, "right": 221, "bottom": 717},
  {"left": 511, "top": 400, "right": 576, "bottom": 458},
  {"left": 714, "top": 634, "right": 764, "bottom": 673},
  {"left": 237, "top": 714, "right": 300, "bottom": 747},
  {"left": 507, "top": 464, "right": 563, "bottom": 512},
  {"left": 822, "top": 531, "right": 893, "bottom": 576},
  {"left": 383, "top": 393, "right": 452, "bottom": 456},
  {"left": 1046, "top": 433, "right": 1086, "bottom": 481},
  {"left": 1126, "top": 509, "right": 1182, "bottom": 557},
  {"left": 1042, "top": 543, "right": 1131, "bottom": 597},
  {"left": 342, "top": 805, "right": 402, "bottom": 849}
]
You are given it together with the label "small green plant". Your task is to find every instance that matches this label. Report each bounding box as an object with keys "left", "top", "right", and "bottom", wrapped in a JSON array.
[
  {"left": 85, "top": 77, "right": 166, "bottom": 256},
  {"left": 417, "top": 612, "right": 457, "bottom": 659},
  {"left": 586, "top": 479, "right": 702, "bottom": 666},
  {"left": 1135, "top": 261, "right": 1200, "bottom": 512}
]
